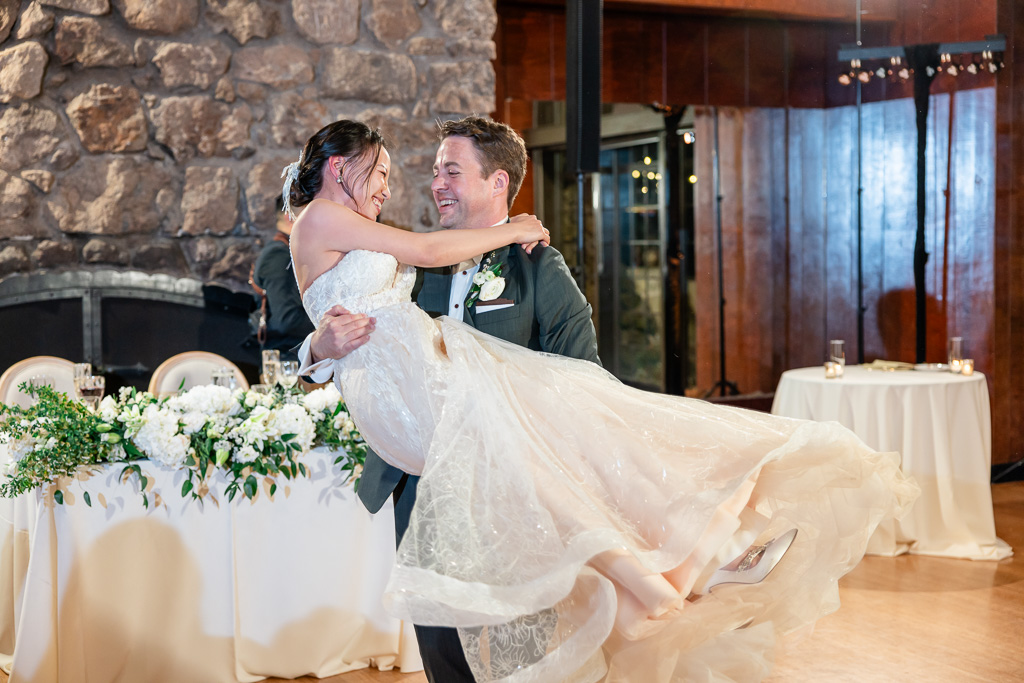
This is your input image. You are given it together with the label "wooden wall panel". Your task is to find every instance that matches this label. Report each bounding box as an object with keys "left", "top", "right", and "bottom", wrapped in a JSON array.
[
  {"left": 787, "top": 108, "right": 827, "bottom": 369},
  {"left": 662, "top": 17, "right": 707, "bottom": 106},
  {"left": 704, "top": 22, "right": 751, "bottom": 108},
  {"left": 857, "top": 99, "right": 892, "bottom": 362},
  {"left": 693, "top": 92, "right": 996, "bottom": 442},
  {"left": 953, "top": 89, "right": 996, "bottom": 374},
  {"left": 823, "top": 105, "right": 858, "bottom": 355},
  {"left": 740, "top": 109, "right": 778, "bottom": 391},
  {"left": 895, "top": 0, "right": 998, "bottom": 47},
  {"left": 693, "top": 109, "right": 717, "bottom": 389},
  {"left": 497, "top": 5, "right": 564, "bottom": 102},
  {"left": 993, "top": 0, "right": 1022, "bottom": 466},
  {"left": 718, "top": 109, "right": 746, "bottom": 389},
  {"left": 878, "top": 97, "right": 919, "bottom": 361}
]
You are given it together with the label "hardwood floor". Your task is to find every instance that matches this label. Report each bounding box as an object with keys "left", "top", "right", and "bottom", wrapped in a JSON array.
[
  {"left": 295, "top": 481, "right": 1024, "bottom": 683},
  {"left": 5, "top": 482, "right": 1019, "bottom": 683}
]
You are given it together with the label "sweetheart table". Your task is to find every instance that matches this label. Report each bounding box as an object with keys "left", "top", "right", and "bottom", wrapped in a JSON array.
[
  {"left": 0, "top": 446, "right": 422, "bottom": 682},
  {"left": 772, "top": 366, "right": 1011, "bottom": 561}
]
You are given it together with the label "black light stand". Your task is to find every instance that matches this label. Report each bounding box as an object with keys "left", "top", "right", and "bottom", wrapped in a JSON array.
[
  {"left": 704, "top": 107, "right": 740, "bottom": 399},
  {"left": 566, "top": 0, "right": 602, "bottom": 290}
]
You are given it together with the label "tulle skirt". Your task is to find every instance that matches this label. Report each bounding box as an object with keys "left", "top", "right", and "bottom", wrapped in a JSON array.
[{"left": 342, "top": 314, "right": 918, "bottom": 682}]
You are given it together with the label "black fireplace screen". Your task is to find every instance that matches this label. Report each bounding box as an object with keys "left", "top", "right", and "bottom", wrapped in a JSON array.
[{"left": 0, "top": 271, "right": 260, "bottom": 391}]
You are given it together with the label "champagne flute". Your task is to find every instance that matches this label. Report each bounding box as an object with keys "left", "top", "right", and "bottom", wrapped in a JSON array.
[
  {"left": 278, "top": 360, "right": 299, "bottom": 390},
  {"left": 72, "top": 363, "right": 92, "bottom": 399},
  {"left": 261, "top": 349, "right": 281, "bottom": 386},
  {"left": 78, "top": 375, "right": 105, "bottom": 411}
]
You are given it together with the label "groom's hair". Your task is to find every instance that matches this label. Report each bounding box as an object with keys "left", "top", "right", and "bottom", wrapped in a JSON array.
[{"left": 438, "top": 116, "right": 527, "bottom": 211}]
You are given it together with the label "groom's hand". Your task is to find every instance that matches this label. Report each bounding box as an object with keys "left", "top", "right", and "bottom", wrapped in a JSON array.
[{"left": 310, "top": 305, "right": 376, "bottom": 362}]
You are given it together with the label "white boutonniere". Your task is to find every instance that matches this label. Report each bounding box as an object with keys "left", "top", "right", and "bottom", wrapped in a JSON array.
[
  {"left": 478, "top": 275, "right": 506, "bottom": 301},
  {"left": 465, "top": 253, "right": 505, "bottom": 307}
]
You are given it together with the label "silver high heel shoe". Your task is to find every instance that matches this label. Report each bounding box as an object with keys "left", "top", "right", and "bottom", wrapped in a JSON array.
[{"left": 697, "top": 528, "right": 798, "bottom": 595}]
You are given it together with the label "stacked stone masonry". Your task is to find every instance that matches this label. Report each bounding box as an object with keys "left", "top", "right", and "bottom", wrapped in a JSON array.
[{"left": 0, "top": 0, "right": 497, "bottom": 285}]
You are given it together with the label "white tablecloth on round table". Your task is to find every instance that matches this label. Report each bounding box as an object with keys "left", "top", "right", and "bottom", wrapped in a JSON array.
[
  {"left": 0, "top": 447, "right": 422, "bottom": 682},
  {"left": 772, "top": 366, "right": 1011, "bottom": 561}
]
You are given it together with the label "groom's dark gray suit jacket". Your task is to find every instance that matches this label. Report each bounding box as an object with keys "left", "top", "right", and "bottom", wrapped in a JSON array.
[{"left": 356, "top": 243, "right": 601, "bottom": 517}]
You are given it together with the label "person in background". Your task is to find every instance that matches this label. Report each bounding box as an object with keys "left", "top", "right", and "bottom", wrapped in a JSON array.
[{"left": 250, "top": 197, "right": 315, "bottom": 358}]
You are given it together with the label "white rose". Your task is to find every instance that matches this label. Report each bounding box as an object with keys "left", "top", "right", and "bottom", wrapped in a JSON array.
[
  {"left": 478, "top": 276, "right": 505, "bottom": 302},
  {"left": 484, "top": 270, "right": 497, "bottom": 281},
  {"left": 472, "top": 272, "right": 487, "bottom": 285}
]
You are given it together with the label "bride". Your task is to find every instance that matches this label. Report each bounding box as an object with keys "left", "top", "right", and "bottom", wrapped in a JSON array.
[{"left": 286, "top": 120, "right": 917, "bottom": 682}]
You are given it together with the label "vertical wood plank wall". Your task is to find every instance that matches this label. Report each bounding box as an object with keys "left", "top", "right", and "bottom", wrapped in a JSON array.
[
  {"left": 692, "top": 90, "right": 996, "bottom": 401},
  {"left": 994, "top": 0, "right": 1024, "bottom": 467}
]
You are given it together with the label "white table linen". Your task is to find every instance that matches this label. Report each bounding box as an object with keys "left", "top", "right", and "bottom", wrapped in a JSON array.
[
  {"left": 0, "top": 446, "right": 422, "bottom": 682},
  {"left": 772, "top": 366, "right": 1011, "bottom": 560}
]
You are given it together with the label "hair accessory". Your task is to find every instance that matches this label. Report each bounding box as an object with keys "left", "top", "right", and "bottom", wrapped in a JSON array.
[{"left": 280, "top": 150, "right": 303, "bottom": 220}]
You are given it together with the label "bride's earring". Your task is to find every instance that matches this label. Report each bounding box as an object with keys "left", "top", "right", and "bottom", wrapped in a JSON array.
[{"left": 336, "top": 162, "right": 345, "bottom": 184}]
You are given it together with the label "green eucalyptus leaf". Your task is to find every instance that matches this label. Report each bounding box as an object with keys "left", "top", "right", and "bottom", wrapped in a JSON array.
[{"left": 83, "top": 491, "right": 92, "bottom": 507}]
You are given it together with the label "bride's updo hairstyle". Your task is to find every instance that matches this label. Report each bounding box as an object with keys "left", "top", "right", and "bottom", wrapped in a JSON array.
[{"left": 287, "top": 120, "right": 386, "bottom": 213}]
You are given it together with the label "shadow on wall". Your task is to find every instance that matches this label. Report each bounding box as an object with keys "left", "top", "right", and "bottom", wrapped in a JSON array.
[{"left": 873, "top": 289, "right": 949, "bottom": 364}]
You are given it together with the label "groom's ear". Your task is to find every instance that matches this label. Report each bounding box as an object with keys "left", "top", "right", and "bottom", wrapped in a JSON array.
[{"left": 490, "top": 169, "right": 509, "bottom": 198}]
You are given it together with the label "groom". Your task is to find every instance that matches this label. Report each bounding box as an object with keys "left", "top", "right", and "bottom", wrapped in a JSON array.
[{"left": 298, "top": 115, "right": 600, "bottom": 683}]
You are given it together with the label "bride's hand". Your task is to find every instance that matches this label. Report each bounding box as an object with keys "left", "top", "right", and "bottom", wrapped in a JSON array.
[{"left": 509, "top": 213, "right": 550, "bottom": 254}]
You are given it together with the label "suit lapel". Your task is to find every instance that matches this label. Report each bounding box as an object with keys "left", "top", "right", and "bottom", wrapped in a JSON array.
[{"left": 466, "top": 245, "right": 517, "bottom": 330}]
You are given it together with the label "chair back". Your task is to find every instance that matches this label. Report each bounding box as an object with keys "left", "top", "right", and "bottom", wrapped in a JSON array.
[
  {"left": 148, "top": 351, "right": 249, "bottom": 396},
  {"left": 0, "top": 356, "right": 77, "bottom": 408}
]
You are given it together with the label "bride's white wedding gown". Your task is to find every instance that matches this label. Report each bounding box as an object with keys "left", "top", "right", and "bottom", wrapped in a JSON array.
[{"left": 302, "top": 249, "right": 917, "bottom": 683}]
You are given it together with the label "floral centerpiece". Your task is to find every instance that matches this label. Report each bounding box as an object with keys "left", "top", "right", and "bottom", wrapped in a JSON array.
[{"left": 0, "top": 381, "right": 366, "bottom": 507}]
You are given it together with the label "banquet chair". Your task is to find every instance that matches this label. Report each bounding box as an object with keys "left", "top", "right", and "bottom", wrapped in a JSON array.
[
  {"left": 148, "top": 351, "right": 249, "bottom": 396},
  {"left": 0, "top": 356, "right": 77, "bottom": 408}
]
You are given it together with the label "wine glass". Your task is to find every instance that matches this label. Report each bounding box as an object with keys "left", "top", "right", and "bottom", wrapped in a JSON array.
[
  {"left": 278, "top": 360, "right": 299, "bottom": 390},
  {"left": 211, "top": 367, "right": 238, "bottom": 389},
  {"left": 78, "top": 375, "right": 105, "bottom": 411}
]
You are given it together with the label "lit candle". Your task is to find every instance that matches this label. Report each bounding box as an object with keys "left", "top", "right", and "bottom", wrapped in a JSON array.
[
  {"left": 961, "top": 358, "right": 975, "bottom": 375},
  {"left": 825, "top": 361, "right": 838, "bottom": 379},
  {"left": 950, "top": 358, "right": 964, "bottom": 373}
]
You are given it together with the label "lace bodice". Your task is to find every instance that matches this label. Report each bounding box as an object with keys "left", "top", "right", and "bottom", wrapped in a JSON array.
[{"left": 301, "top": 250, "right": 416, "bottom": 324}]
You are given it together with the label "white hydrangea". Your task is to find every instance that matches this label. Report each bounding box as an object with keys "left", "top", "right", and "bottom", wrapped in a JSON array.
[
  {"left": 132, "top": 404, "right": 191, "bottom": 468},
  {"left": 300, "top": 385, "right": 342, "bottom": 420},
  {"left": 178, "top": 411, "right": 208, "bottom": 435},
  {"left": 167, "top": 385, "right": 239, "bottom": 417},
  {"left": 269, "top": 403, "right": 316, "bottom": 451}
]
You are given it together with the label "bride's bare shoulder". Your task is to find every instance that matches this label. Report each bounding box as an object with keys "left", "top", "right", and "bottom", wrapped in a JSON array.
[{"left": 298, "top": 198, "right": 358, "bottom": 228}]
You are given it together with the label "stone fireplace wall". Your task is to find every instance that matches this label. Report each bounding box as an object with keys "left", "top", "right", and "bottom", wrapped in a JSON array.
[{"left": 0, "top": 0, "right": 496, "bottom": 289}]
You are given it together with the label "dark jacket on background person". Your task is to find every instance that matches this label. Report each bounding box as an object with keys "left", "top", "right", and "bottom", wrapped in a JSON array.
[{"left": 252, "top": 235, "right": 314, "bottom": 355}]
